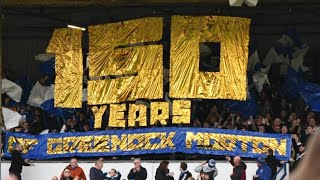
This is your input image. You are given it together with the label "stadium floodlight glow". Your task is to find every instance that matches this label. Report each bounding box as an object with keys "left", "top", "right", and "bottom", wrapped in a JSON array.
[
  {"left": 229, "top": 0, "right": 258, "bottom": 7},
  {"left": 67, "top": 25, "right": 86, "bottom": 31}
]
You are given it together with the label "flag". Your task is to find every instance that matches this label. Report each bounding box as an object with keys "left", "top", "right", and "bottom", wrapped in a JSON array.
[
  {"left": 299, "top": 82, "right": 320, "bottom": 112},
  {"left": 2, "top": 78, "right": 23, "bottom": 103},
  {"left": 2, "top": 107, "right": 21, "bottom": 129},
  {"left": 27, "top": 81, "right": 51, "bottom": 107},
  {"left": 34, "top": 53, "right": 55, "bottom": 62}
]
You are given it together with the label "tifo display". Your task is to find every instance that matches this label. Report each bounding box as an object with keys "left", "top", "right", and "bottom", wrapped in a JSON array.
[{"left": 4, "top": 127, "right": 291, "bottom": 160}]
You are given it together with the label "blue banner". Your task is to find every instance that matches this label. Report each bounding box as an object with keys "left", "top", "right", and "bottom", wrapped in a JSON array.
[{"left": 4, "top": 127, "right": 291, "bottom": 160}]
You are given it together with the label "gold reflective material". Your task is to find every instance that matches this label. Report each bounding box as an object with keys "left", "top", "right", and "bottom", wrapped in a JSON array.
[
  {"left": 46, "top": 28, "right": 83, "bottom": 108},
  {"left": 269, "top": 138, "right": 287, "bottom": 156},
  {"left": 150, "top": 102, "right": 169, "bottom": 125},
  {"left": 7, "top": 137, "right": 38, "bottom": 154},
  {"left": 252, "top": 137, "right": 270, "bottom": 154},
  {"left": 111, "top": 134, "right": 127, "bottom": 152},
  {"left": 209, "top": 133, "right": 224, "bottom": 150},
  {"left": 127, "top": 133, "right": 145, "bottom": 151},
  {"left": 128, "top": 104, "right": 147, "bottom": 127},
  {"left": 144, "top": 133, "right": 162, "bottom": 150},
  {"left": 93, "top": 135, "right": 110, "bottom": 152},
  {"left": 108, "top": 104, "right": 126, "bottom": 127},
  {"left": 160, "top": 132, "right": 176, "bottom": 149},
  {"left": 186, "top": 132, "right": 204, "bottom": 148},
  {"left": 237, "top": 135, "right": 251, "bottom": 152},
  {"left": 62, "top": 136, "right": 79, "bottom": 153},
  {"left": 172, "top": 100, "right": 191, "bottom": 124},
  {"left": 47, "top": 138, "right": 62, "bottom": 154},
  {"left": 88, "top": 17, "right": 163, "bottom": 105},
  {"left": 77, "top": 136, "right": 93, "bottom": 153},
  {"left": 91, "top": 106, "right": 107, "bottom": 129},
  {"left": 170, "top": 16, "right": 250, "bottom": 100},
  {"left": 220, "top": 134, "right": 237, "bottom": 151}
]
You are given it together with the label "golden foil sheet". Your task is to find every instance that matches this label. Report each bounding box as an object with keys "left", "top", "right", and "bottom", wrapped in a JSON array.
[
  {"left": 91, "top": 106, "right": 107, "bottom": 129},
  {"left": 108, "top": 104, "right": 126, "bottom": 127},
  {"left": 150, "top": 102, "right": 169, "bottom": 125},
  {"left": 128, "top": 104, "right": 147, "bottom": 127},
  {"left": 7, "top": 137, "right": 38, "bottom": 154},
  {"left": 170, "top": 16, "right": 251, "bottom": 100},
  {"left": 172, "top": 100, "right": 191, "bottom": 124},
  {"left": 88, "top": 17, "right": 163, "bottom": 104},
  {"left": 46, "top": 28, "right": 83, "bottom": 108}
]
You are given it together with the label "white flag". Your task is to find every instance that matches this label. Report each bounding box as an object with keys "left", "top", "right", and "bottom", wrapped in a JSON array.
[
  {"left": 1, "top": 78, "right": 23, "bottom": 102},
  {"left": 27, "top": 81, "right": 52, "bottom": 107},
  {"left": 248, "top": 50, "right": 259, "bottom": 71},
  {"left": 2, "top": 107, "right": 21, "bottom": 129},
  {"left": 34, "top": 53, "right": 55, "bottom": 62},
  {"left": 263, "top": 47, "right": 282, "bottom": 66}
]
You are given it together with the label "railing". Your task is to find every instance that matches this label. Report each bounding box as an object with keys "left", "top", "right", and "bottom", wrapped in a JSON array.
[{"left": 273, "top": 163, "right": 288, "bottom": 180}]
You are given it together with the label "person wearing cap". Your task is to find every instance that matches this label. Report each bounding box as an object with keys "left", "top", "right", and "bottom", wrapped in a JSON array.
[
  {"left": 194, "top": 159, "right": 218, "bottom": 180},
  {"left": 253, "top": 158, "right": 272, "bottom": 180},
  {"left": 290, "top": 142, "right": 306, "bottom": 171}
]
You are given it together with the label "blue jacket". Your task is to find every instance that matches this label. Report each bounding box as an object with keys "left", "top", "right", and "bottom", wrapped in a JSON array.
[{"left": 256, "top": 164, "right": 272, "bottom": 180}]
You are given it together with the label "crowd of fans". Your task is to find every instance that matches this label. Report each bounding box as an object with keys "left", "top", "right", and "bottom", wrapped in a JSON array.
[
  {"left": 7, "top": 154, "right": 276, "bottom": 180},
  {"left": 2, "top": 77, "right": 318, "bottom": 157}
]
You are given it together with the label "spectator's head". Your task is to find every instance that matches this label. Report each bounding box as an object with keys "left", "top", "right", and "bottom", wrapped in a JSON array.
[
  {"left": 273, "top": 118, "right": 281, "bottom": 126},
  {"left": 257, "top": 158, "right": 265, "bottom": 167},
  {"left": 51, "top": 176, "right": 58, "bottom": 180},
  {"left": 307, "top": 112, "right": 315, "bottom": 121},
  {"left": 274, "top": 125, "right": 281, "bottom": 133},
  {"left": 298, "top": 142, "right": 305, "bottom": 153},
  {"left": 233, "top": 156, "right": 241, "bottom": 166},
  {"left": 280, "top": 110, "right": 287, "bottom": 119},
  {"left": 23, "top": 122, "right": 29, "bottom": 130},
  {"left": 258, "top": 125, "right": 265, "bottom": 133},
  {"left": 307, "top": 125, "right": 315, "bottom": 135},
  {"left": 63, "top": 168, "right": 71, "bottom": 178},
  {"left": 133, "top": 158, "right": 141, "bottom": 168},
  {"left": 15, "top": 143, "right": 23, "bottom": 152},
  {"left": 309, "top": 118, "right": 316, "bottom": 127},
  {"left": 208, "top": 159, "right": 216, "bottom": 168},
  {"left": 83, "top": 124, "right": 89, "bottom": 132},
  {"left": 187, "top": 177, "right": 195, "bottom": 180},
  {"left": 290, "top": 113, "right": 297, "bottom": 121},
  {"left": 267, "top": 149, "right": 274, "bottom": 156},
  {"left": 203, "top": 122, "right": 210, "bottom": 128},
  {"left": 256, "top": 117, "right": 263, "bottom": 127},
  {"left": 282, "top": 125, "right": 289, "bottom": 134},
  {"left": 180, "top": 162, "right": 188, "bottom": 171},
  {"left": 109, "top": 169, "right": 117, "bottom": 177},
  {"left": 159, "top": 160, "right": 169, "bottom": 170},
  {"left": 95, "top": 160, "right": 103, "bottom": 170},
  {"left": 70, "top": 158, "right": 78, "bottom": 168}
]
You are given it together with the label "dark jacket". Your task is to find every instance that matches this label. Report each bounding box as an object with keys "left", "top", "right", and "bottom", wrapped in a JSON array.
[
  {"left": 9, "top": 150, "right": 30, "bottom": 174},
  {"left": 105, "top": 172, "right": 121, "bottom": 180},
  {"left": 61, "top": 177, "right": 74, "bottom": 180},
  {"left": 178, "top": 170, "right": 192, "bottom": 180},
  {"left": 89, "top": 167, "right": 104, "bottom": 180},
  {"left": 127, "top": 166, "right": 147, "bottom": 180},
  {"left": 230, "top": 161, "right": 247, "bottom": 180},
  {"left": 265, "top": 155, "right": 282, "bottom": 178},
  {"left": 155, "top": 168, "right": 174, "bottom": 180}
]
